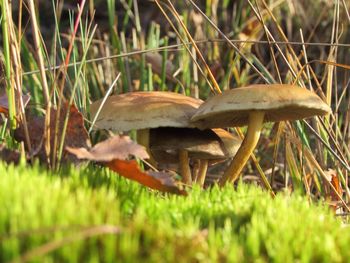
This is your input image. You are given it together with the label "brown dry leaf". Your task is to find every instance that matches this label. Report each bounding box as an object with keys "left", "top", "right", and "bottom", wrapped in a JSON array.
[
  {"left": 14, "top": 103, "right": 90, "bottom": 164},
  {"left": 106, "top": 159, "right": 187, "bottom": 195},
  {"left": 0, "top": 144, "right": 21, "bottom": 164},
  {"left": 0, "top": 93, "right": 30, "bottom": 115},
  {"left": 14, "top": 114, "right": 43, "bottom": 154},
  {"left": 66, "top": 135, "right": 149, "bottom": 162}
]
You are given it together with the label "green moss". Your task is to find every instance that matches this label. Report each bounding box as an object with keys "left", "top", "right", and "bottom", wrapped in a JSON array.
[{"left": 0, "top": 162, "right": 349, "bottom": 262}]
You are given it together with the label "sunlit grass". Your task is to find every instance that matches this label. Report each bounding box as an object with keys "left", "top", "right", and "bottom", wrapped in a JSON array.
[{"left": 1, "top": 162, "right": 349, "bottom": 262}]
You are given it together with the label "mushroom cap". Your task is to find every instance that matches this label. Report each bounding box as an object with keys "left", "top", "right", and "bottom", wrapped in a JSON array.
[
  {"left": 211, "top": 128, "right": 241, "bottom": 157},
  {"left": 90, "top": 91, "right": 203, "bottom": 131},
  {"left": 191, "top": 84, "right": 331, "bottom": 129},
  {"left": 149, "top": 127, "right": 241, "bottom": 163}
]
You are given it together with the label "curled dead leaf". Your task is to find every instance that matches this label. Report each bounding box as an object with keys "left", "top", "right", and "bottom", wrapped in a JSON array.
[
  {"left": 106, "top": 159, "right": 187, "bottom": 195},
  {"left": 66, "top": 135, "right": 149, "bottom": 161},
  {"left": 325, "top": 169, "right": 343, "bottom": 202}
]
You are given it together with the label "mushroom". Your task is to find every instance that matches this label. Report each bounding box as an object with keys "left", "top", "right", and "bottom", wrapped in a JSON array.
[
  {"left": 191, "top": 84, "right": 331, "bottom": 186},
  {"left": 90, "top": 91, "right": 203, "bottom": 184},
  {"left": 149, "top": 127, "right": 241, "bottom": 187}
]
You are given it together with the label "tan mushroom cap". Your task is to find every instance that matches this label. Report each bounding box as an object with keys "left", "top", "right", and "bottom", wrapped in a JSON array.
[
  {"left": 149, "top": 127, "right": 241, "bottom": 163},
  {"left": 90, "top": 91, "right": 203, "bottom": 131},
  {"left": 191, "top": 84, "right": 331, "bottom": 129}
]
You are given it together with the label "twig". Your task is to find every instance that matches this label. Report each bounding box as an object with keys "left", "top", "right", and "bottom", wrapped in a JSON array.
[
  {"left": 22, "top": 39, "right": 350, "bottom": 76},
  {"left": 88, "top": 73, "right": 121, "bottom": 133}
]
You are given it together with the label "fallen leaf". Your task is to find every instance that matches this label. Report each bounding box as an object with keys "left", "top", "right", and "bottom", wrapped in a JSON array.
[
  {"left": 145, "top": 52, "right": 175, "bottom": 81},
  {"left": 106, "top": 159, "right": 187, "bottom": 195},
  {"left": 14, "top": 103, "right": 90, "bottom": 164},
  {"left": 14, "top": 114, "right": 43, "bottom": 153},
  {"left": 0, "top": 144, "right": 21, "bottom": 164},
  {"left": 66, "top": 135, "right": 149, "bottom": 161},
  {"left": 133, "top": 51, "right": 176, "bottom": 83},
  {"left": 324, "top": 169, "right": 343, "bottom": 212}
]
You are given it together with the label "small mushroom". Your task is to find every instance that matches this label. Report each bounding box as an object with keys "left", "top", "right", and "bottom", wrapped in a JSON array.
[
  {"left": 191, "top": 84, "right": 331, "bottom": 186},
  {"left": 90, "top": 91, "right": 203, "bottom": 184},
  {"left": 149, "top": 127, "right": 241, "bottom": 187}
]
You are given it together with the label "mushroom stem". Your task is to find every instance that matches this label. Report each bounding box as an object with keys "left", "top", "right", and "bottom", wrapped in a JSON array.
[
  {"left": 196, "top": 159, "right": 209, "bottom": 187},
  {"left": 192, "top": 159, "right": 201, "bottom": 182},
  {"left": 137, "top": 129, "right": 157, "bottom": 166},
  {"left": 179, "top": 149, "right": 192, "bottom": 185},
  {"left": 218, "top": 111, "right": 265, "bottom": 186}
]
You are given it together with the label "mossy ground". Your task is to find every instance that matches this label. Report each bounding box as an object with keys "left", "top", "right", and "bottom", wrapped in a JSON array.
[{"left": 1, "top": 162, "right": 349, "bottom": 262}]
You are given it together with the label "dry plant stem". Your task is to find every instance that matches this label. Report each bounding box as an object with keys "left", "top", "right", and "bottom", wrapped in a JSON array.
[
  {"left": 219, "top": 112, "right": 265, "bottom": 186},
  {"left": 136, "top": 129, "right": 157, "bottom": 167},
  {"left": 56, "top": 23, "right": 97, "bottom": 167},
  {"left": 270, "top": 122, "right": 285, "bottom": 186},
  {"left": 23, "top": 41, "right": 350, "bottom": 77},
  {"left": 27, "top": 0, "right": 50, "bottom": 104},
  {"left": 53, "top": 0, "right": 86, "bottom": 169},
  {"left": 179, "top": 149, "right": 192, "bottom": 185},
  {"left": 11, "top": 44, "right": 32, "bottom": 156},
  {"left": 1, "top": 0, "right": 16, "bottom": 129},
  {"left": 303, "top": 120, "right": 350, "bottom": 173},
  {"left": 153, "top": 0, "right": 216, "bottom": 94},
  {"left": 253, "top": 0, "right": 282, "bottom": 83},
  {"left": 17, "top": 0, "right": 22, "bottom": 42},
  {"left": 196, "top": 159, "right": 208, "bottom": 187},
  {"left": 164, "top": 0, "right": 221, "bottom": 94},
  {"left": 187, "top": 0, "right": 269, "bottom": 83},
  {"left": 258, "top": 0, "right": 309, "bottom": 83},
  {"left": 290, "top": 136, "right": 350, "bottom": 212},
  {"left": 6, "top": 0, "right": 30, "bottom": 153},
  {"left": 27, "top": 0, "right": 52, "bottom": 165},
  {"left": 14, "top": 2, "right": 30, "bottom": 149}
]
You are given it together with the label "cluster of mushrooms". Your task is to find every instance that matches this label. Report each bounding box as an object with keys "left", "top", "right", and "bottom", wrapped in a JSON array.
[{"left": 90, "top": 84, "right": 331, "bottom": 188}]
